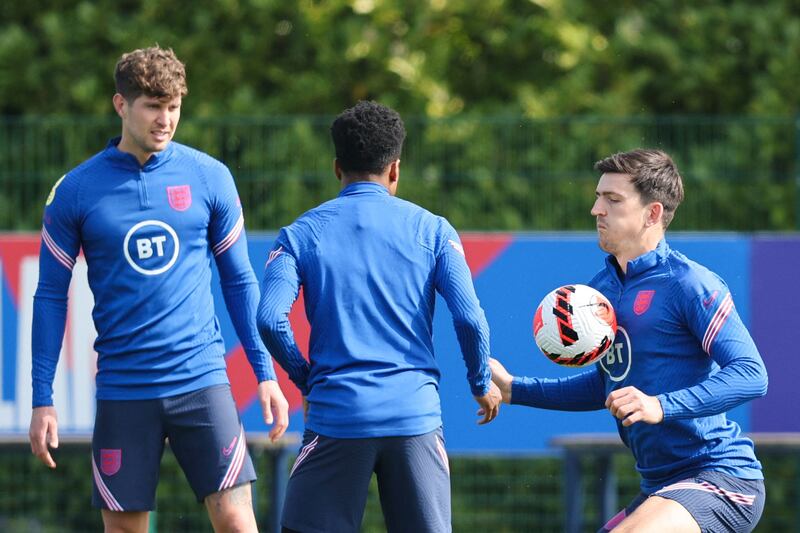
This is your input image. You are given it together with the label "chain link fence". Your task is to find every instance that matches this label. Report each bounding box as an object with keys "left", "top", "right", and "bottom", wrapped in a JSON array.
[{"left": 2, "top": 115, "right": 797, "bottom": 231}]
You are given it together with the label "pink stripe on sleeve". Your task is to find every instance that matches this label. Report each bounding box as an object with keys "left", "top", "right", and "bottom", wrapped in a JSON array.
[{"left": 213, "top": 214, "right": 244, "bottom": 256}]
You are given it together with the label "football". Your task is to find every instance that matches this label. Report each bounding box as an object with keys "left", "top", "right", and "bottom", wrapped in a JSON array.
[{"left": 533, "top": 284, "right": 617, "bottom": 367}]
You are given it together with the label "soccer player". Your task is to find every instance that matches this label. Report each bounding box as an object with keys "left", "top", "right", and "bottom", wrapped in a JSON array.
[
  {"left": 28, "top": 46, "right": 288, "bottom": 533},
  {"left": 257, "top": 100, "right": 502, "bottom": 532},
  {"left": 490, "top": 149, "right": 768, "bottom": 533}
]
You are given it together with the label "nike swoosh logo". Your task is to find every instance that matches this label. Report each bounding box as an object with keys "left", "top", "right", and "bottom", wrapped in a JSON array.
[
  {"left": 222, "top": 436, "right": 237, "bottom": 457},
  {"left": 448, "top": 239, "right": 465, "bottom": 256},
  {"left": 703, "top": 291, "right": 719, "bottom": 309}
]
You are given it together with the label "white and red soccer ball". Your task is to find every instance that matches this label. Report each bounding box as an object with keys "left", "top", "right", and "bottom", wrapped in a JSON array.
[{"left": 533, "top": 284, "right": 617, "bottom": 367}]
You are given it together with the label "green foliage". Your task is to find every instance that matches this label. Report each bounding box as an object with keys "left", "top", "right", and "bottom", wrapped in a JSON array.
[
  {"left": 0, "top": 446, "right": 795, "bottom": 532},
  {"left": 2, "top": 2, "right": 799, "bottom": 230},
  {"left": 4, "top": 1, "right": 800, "bottom": 118}
]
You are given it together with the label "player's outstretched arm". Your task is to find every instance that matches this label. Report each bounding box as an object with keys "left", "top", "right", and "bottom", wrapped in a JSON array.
[
  {"left": 501, "top": 366, "right": 606, "bottom": 411},
  {"left": 475, "top": 381, "right": 502, "bottom": 424},
  {"left": 29, "top": 406, "right": 59, "bottom": 468},
  {"left": 605, "top": 386, "right": 664, "bottom": 427},
  {"left": 257, "top": 380, "right": 289, "bottom": 442},
  {"left": 488, "top": 358, "right": 513, "bottom": 403}
]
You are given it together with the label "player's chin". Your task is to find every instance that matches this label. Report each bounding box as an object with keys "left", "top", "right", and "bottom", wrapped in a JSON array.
[
  {"left": 596, "top": 236, "right": 613, "bottom": 253},
  {"left": 151, "top": 140, "right": 171, "bottom": 152},
  {"left": 148, "top": 134, "right": 172, "bottom": 150}
]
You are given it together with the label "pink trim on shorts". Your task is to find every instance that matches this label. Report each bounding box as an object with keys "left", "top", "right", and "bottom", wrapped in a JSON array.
[
  {"left": 602, "top": 509, "right": 627, "bottom": 530},
  {"left": 655, "top": 480, "right": 755, "bottom": 505}
]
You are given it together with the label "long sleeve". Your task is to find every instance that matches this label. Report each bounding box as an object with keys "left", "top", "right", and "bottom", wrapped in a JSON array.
[
  {"left": 32, "top": 175, "right": 80, "bottom": 407},
  {"left": 511, "top": 366, "right": 606, "bottom": 411},
  {"left": 209, "top": 171, "right": 276, "bottom": 382},
  {"left": 257, "top": 239, "right": 310, "bottom": 395},
  {"left": 213, "top": 231, "right": 276, "bottom": 382},
  {"left": 433, "top": 226, "right": 491, "bottom": 397},
  {"left": 658, "top": 289, "right": 768, "bottom": 419}
]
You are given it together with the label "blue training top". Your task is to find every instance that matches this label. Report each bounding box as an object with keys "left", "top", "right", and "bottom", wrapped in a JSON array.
[
  {"left": 512, "top": 239, "right": 767, "bottom": 493},
  {"left": 32, "top": 138, "right": 275, "bottom": 407},
  {"left": 258, "top": 181, "right": 492, "bottom": 438}
]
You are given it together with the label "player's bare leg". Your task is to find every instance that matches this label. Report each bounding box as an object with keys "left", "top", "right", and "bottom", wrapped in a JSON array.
[
  {"left": 611, "top": 495, "right": 700, "bottom": 533},
  {"left": 205, "top": 482, "right": 258, "bottom": 533},
  {"left": 101, "top": 510, "right": 149, "bottom": 533}
]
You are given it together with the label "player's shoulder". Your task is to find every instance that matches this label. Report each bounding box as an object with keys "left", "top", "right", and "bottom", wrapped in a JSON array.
[
  {"left": 418, "top": 210, "right": 460, "bottom": 255},
  {"left": 297, "top": 196, "right": 340, "bottom": 224},
  {"left": 664, "top": 247, "right": 727, "bottom": 298},
  {"left": 64, "top": 146, "right": 115, "bottom": 183},
  {"left": 48, "top": 147, "right": 111, "bottom": 203},
  {"left": 283, "top": 197, "right": 341, "bottom": 244},
  {"left": 170, "top": 142, "right": 231, "bottom": 177},
  {"left": 393, "top": 195, "right": 437, "bottom": 218},
  {"left": 390, "top": 196, "right": 451, "bottom": 233}
]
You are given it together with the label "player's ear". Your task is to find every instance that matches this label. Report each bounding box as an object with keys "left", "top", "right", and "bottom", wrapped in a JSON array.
[
  {"left": 334, "top": 159, "right": 343, "bottom": 181},
  {"left": 388, "top": 159, "right": 400, "bottom": 183},
  {"left": 112, "top": 93, "right": 127, "bottom": 119},
  {"left": 646, "top": 202, "right": 664, "bottom": 227},
  {"left": 387, "top": 159, "right": 400, "bottom": 196}
]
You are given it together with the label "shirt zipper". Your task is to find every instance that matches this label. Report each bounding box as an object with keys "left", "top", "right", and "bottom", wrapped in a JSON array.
[{"left": 138, "top": 169, "right": 150, "bottom": 209}]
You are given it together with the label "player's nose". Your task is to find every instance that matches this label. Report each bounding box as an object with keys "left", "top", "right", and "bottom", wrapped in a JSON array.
[
  {"left": 155, "top": 109, "right": 170, "bottom": 126},
  {"left": 590, "top": 198, "right": 604, "bottom": 216}
]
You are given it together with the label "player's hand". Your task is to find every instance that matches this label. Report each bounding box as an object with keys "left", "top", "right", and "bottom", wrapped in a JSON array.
[
  {"left": 488, "top": 358, "right": 513, "bottom": 404},
  {"left": 475, "top": 381, "right": 502, "bottom": 425},
  {"left": 605, "top": 386, "right": 664, "bottom": 427},
  {"left": 302, "top": 397, "right": 309, "bottom": 423},
  {"left": 29, "top": 406, "right": 59, "bottom": 468},
  {"left": 257, "top": 380, "right": 289, "bottom": 442}
]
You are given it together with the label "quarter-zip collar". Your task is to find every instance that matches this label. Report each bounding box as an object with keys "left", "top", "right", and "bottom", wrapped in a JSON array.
[
  {"left": 338, "top": 181, "right": 391, "bottom": 198},
  {"left": 604, "top": 238, "right": 670, "bottom": 283},
  {"left": 104, "top": 136, "right": 175, "bottom": 171}
]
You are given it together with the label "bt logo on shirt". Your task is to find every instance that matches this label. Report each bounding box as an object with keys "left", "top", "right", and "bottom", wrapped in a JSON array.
[
  {"left": 123, "top": 220, "right": 180, "bottom": 275},
  {"left": 599, "top": 326, "right": 632, "bottom": 382}
]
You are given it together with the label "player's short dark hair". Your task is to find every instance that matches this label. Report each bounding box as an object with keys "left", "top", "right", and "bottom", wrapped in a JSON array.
[
  {"left": 330, "top": 101, "right": 406, "bottom": 175},
  {"left": 594, "top": 149, "right": 685, "bottom": 228},
  {"left": 114, "top": 46, "right": 188, "bottom": 102}
]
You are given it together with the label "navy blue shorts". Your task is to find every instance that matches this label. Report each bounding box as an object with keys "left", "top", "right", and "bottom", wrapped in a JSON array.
[
  {"left": 91, "top": 384, "right": 256, "bottom": 511},
  {"left": 598, "top": 471, "right": 765, "bottom": 533},
  {"left": 282, "top": 427, "right": 451, "bottom": 533}
]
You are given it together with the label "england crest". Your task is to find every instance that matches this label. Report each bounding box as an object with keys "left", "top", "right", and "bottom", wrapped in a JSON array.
[
  {"left": 167, "top": 185, "right": 192, "bottom": 211},
  {"left": 633, "top": 290, "right": 655, "bottom": 315},
  {"left": 100, "top": 449, "right": 122, "bottom": 476}
]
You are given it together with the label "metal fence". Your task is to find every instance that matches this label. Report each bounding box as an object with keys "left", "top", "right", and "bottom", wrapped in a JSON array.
[{"left": 1, "top": 115, "right": 798, "bottom": 231}]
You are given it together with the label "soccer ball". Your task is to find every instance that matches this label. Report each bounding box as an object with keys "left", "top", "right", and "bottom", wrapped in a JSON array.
[{"left": 533, "top": 284, "right": 617, "bottom": 367}]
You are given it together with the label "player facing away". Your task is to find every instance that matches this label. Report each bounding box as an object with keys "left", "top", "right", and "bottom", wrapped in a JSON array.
[
  {"left": 490, "top": 149, "right": 768, "bottom": 533},
  {"left": 257, "top": 100, "right": 503, "bottom": 533},
  {"left": 28, "top": 46, "right": 289, "bottom": 533}
]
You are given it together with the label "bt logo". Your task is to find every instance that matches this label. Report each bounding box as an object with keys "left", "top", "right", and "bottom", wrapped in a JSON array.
[
  {"left": 123, "top": 220, "right": 180, "bottom": 275},
  {"left": 598, "top": 326, "right": 632, "bottom": 382}
]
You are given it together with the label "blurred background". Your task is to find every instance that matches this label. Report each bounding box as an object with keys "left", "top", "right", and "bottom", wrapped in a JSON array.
[{"left": 1, "top": 1, "right": 798, "bottom": 531}]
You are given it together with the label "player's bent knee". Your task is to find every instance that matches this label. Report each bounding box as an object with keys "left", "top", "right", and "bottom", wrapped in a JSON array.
[
  {"left": 205, "top": 483, "right": 258, "bottom": 533},
  {"left": 101, "top": 509, "right": 150, "bottom": 533}
]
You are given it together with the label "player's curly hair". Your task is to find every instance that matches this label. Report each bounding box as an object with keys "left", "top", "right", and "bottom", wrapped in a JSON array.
[
  {"left": 331, "top": 101, "right": 406, "bottom": 175},
  {"left": 114, "top": 46, "right": 188, "bottom": 102},
  {"left": 594, "top": 149, "right": 685, "bottom": 229}
]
